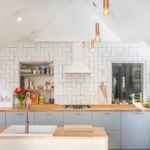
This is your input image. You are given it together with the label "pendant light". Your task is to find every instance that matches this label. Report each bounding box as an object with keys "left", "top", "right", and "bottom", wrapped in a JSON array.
[
  {"left": 14, "top": 10, "right": 23, "bottom": 22},
  {"left": 103, "top": 0, "right": 109, "bottom": 16},
  {"left": 91, "top": 39, "right": 95, "bottom": 52},
  {"left": 95, "top": 23, "right": 100, "bottom": 42}
]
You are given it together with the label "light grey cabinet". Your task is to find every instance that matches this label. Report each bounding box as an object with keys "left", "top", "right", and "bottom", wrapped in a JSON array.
[
  {"left": 34, "top": 112, "right": 63, "bottom": 127},
  {"left": 0, "top": 112, "right": 5, "bottom": 127},
  {"left": 106, "top": 130, "right": 120, "bottom": 150},
  {"left": 64, "top": 112, "right": 92, "bottom": 125},
  {"left": 92, "top": 112, "right": 120, "bottom": 130},
  {"left": 6, "top": 112, "right": 34, "bottom": 126},
  {"left": 92, "top": 112, "right": 120, "bottom": 149},
  {"left": 121, "top": 112, "right": 149, "bottom": 149}
]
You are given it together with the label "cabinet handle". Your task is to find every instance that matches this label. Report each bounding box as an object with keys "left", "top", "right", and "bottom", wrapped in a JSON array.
[
  {"left": 74, "top": 113, "right": 82, "bottom": 116},
  {"left": 16, "top": 113, "right": 24, "bottom": 116},
  {"left": 103, "top": 113, "right": 111, "bottom": 115},
  {"left": 45, "top": 113, "right": 53, "bottom": 116},
  {"left": 133, "top": 112, "right": 142, "bottom": 115}
]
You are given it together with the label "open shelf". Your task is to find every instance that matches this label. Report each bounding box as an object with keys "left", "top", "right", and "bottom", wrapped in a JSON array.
[
  {"left": 20, "top": 74, "right": 51, "bottom": 77},
  {"left": 26, "top": 89, "right": 53, "bottom": 92},
  {"left": 19, "top": 62, "right": 55, "bottom": 104}
]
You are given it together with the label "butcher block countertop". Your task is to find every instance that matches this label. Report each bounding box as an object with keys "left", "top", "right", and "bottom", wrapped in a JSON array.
[
  {"left": 0, "top": 128, "right": 5, "bottom": 133},
  {"left": 54, "top": 127, "right": 107, "bottom": 138},
  {"left": 0, "top": 103, "right": 149, "bottom": 112},
  {"left": 0, "top": 127, "right": 107, "bottom": 139}
]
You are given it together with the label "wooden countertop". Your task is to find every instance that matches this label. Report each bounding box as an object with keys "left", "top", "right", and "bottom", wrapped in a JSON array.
[
  {"left": 0, "top": 103, "right": 150, "bottom": 112},
  {"left": 0, "top": 127, "right": 5, "bottom": 133},
  {"left": 0, "top": 127, "right": 107, "bottom": 139},
  {"left": 54, "top": 127, "right": 107, "bottom": 138}
]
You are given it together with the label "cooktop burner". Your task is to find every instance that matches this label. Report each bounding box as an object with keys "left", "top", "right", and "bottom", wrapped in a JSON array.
[{"left": 65, "top": 105, "right": 91, "bottom": 109}]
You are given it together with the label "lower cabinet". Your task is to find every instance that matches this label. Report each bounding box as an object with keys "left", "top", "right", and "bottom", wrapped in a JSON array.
[
  {"left": 106, "top": 130, "right": 120, "bottom": 150},
  {"left": 4, "top": 110, "right": 150, "bottom": 150},
  {"left": 34, "top": 112, "right": 63, "bottom": 127},
  {"left": 6, "top": 112, "right": 34, "bottom": 126},
  {"left": 92, "top": 112, "right": 121, "bottom": 149},
  {"left": 64, "top": 112, "right": 92, "bottom": 125},
  {"left": 0, "top": 112, "right": 5, "bottom": 127},
  {"left": 121, "top": 112, "right": 149, "bottom": 149}
]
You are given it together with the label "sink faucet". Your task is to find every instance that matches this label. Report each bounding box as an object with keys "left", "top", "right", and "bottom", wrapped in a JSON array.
[{"left": 25, "top": 95, "right": 31, "bottom": 134}]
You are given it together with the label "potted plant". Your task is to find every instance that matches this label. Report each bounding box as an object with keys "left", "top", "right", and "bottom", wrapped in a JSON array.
[
  {"left": 15, "top": 87, "right": 26, "bottom": 107},
  {"left": 147, "top": 99, "right": 150, "bottom": 108}
]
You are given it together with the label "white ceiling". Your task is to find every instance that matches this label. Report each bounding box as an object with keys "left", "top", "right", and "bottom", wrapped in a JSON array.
[{"left": 0, "top": 0, "right": 149, "bottom": 43}]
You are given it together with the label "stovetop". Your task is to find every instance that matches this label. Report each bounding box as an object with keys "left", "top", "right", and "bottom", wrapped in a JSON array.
[{"left": 64, "top": 105, "right": 91, "bottom": 110}]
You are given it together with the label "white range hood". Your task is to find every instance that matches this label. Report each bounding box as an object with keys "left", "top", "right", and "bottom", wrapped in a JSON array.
[{"left": 65, "top": 42, "right": 90, "bottom": 74}]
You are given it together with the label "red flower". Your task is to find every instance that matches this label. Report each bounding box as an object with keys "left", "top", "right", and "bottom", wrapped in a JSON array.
[{"left": 15, "top": 87, "right": 26, "bottom": 95}]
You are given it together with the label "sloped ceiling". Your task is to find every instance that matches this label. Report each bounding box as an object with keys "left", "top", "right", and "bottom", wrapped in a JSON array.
[{"left": 0, "top": 0, "right": 149, "bottom": 43}]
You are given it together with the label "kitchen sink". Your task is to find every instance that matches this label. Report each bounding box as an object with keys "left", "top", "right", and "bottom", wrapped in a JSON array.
[{"left": 1, "top": 125, "right": 57, "bottom": 136}]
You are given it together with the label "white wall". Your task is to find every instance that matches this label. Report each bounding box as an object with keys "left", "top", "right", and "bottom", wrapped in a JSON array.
[{"left": 0, "top": 42, "right": 150, "bottom": 104}]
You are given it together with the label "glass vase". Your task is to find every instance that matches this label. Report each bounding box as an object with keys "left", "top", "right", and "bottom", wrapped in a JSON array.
[{"left": 18, "top": 98, "right": 25, "bottom": 108}]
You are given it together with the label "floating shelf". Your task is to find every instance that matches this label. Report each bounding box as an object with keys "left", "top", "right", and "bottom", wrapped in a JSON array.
[
  {"left": 26, "top": 89, "right": 53, "bottom": 92},
  {"left": 20, "top": 74, "right": 51, "bottom": 77}
]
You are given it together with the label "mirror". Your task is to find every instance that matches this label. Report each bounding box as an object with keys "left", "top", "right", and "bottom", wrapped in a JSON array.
[{"left": 112, "top": 63, "right": 143, "bottom": 104}]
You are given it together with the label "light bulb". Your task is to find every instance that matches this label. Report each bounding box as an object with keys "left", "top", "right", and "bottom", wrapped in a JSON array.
[
  {"left": 95, "top": 36, "right": 100, "bottom": 42},
  {"left": 103, "top": 8, "right": 109, "bottom": 16},
  {"left": 17, "top": 16, "right": 23, "bottom": 22}
]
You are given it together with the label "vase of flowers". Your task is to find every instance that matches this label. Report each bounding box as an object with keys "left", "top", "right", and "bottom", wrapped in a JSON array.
[{"left": 15, "top": 87, "right": 26, "bottom": 107}]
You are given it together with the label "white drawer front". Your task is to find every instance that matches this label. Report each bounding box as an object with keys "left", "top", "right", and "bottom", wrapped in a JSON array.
[
  {"left": 64, "top": 112, "right": 92, "bottom": 125},
  {"left": 35, "top": 112, "right": 63, "bottom": 126}
]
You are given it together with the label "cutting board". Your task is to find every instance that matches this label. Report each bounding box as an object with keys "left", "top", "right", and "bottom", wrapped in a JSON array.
[
  {"left": 99, "top": 82, "right": 107, "bottom": 103},
  {"left": 64, "top": 125, "right": 94, "bottom": 132}
]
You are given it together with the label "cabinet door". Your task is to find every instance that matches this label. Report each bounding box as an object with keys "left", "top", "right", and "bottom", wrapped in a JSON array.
[
  {"left": 121, "top": 112, "right": 149, "bottom": 149},
  {"left": 6, "top": 112, "right": 34, "bottom": 126},
  {"left": 64, "top": 112, "right": 92, "bottom": 125},
  {"left": 35, "top": 112, "right": 63, "bottom": 127},
  {"left": 92, "top": 112, "right": 120, "bottom": 130},
  {"left": 106, "top": 130, "right": 120, "bottom": 149},
  {"left": 0, "top": 112, "right": 5, "bottom": 127},
  {"left": 92, "top": 112, "right": 120, "bottom": 149}
]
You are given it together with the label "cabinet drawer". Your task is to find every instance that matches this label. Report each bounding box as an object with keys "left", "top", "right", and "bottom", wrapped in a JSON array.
[
  {"left": 106, "top": 130, "right": 120, "bottom": 149},
  {"left": 92, "top": 112, "right": 120, "bottom": 130},
  {"left": 35, "top": 112, "right": 63, "bottom": 127},
  {"left": 64, "top": 112, "right": 92, "bottom": 125},
  {"left": 6, "top": 112, "right": 34, "bottom": 126},
  {"left": 0, "top": 112, "right": 5, "bottom": 127}
]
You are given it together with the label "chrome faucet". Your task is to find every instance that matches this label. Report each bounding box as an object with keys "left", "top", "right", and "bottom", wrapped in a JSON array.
[{"left": 25, "top": 97, "right": 31, "bottom": 134}]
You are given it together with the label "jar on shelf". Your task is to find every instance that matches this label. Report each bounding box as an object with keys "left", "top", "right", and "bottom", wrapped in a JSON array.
[
  {"left": 39, "top": 94, "right": 45, "bottom": 104},
  {"left": 40, "top": 65, "right": 46, "bottom": 74}
]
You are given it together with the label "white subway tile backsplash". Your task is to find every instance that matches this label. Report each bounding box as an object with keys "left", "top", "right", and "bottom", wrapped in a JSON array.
[{"left": 0, "top": 42, "right": 150, "bottom": 104}]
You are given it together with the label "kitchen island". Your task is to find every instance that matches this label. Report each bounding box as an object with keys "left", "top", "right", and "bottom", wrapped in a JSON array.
[{"left": 0, "top": 127, "right": 108, "bottom": 150}]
